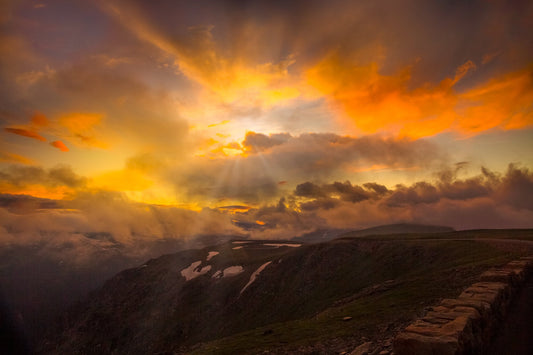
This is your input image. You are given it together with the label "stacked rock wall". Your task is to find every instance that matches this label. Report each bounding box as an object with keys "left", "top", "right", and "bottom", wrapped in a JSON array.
[{"left": 393, "top": 256, "right": 533, "bottom": 355}]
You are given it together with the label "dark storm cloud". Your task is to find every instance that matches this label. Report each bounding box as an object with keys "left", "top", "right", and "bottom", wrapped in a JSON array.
[
  {"left": 291, "top": 165, "right": 533, "bottom": 212},
  {"left": 330, "top": 181, "right": 370, "bottom": 203},
  {"left": 0, "top": 194, "right": 61, "bottom": 213},
  {"left": 295, "top": 181, "right": 370, "bottom": 203},
  {"left": 294, "top": 182, "right": 324, "bottom": 198},
  {"left": 173, "top": 133, "right": 444, "bottom": 204},
  {"left": 498, "top": 164, "right": 533, "bottom": 210},
  {"left": 386, "top": 182, "right": 440, "bottom": 207},
  {"left": 437, "top": 178, "right": 491, "bottom": 201},
  {"left": 0, "top": 165, "right": 87, "bottom": 188},
  {"left": 300, "top": 198, "right": 340, "bottom": 212},
  {"left": 242, "top": 132, "right": 291, "bottom": 153}
]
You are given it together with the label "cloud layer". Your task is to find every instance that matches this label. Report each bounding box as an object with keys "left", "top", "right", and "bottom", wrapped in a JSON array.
[
  {"left": 0, "top": 0, "right": 532, "bottom": 262},
  {"left": 234, "top": 164, "right": 533, "bottom": 238},
  {"left": 1, "top": 164, "right": 532, "bottom": 250}
]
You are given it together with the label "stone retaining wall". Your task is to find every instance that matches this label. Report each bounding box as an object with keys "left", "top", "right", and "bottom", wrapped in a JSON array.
[{"left": 393, "top": 256, "right": 533, "bottom": 355}]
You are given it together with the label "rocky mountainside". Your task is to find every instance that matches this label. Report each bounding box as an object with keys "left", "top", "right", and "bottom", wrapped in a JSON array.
[{"left": 38, "top": 230, "right": 533, "bottom": 354}]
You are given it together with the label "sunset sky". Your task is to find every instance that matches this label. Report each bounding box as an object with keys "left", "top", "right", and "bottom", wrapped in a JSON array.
[{"left": 1, "top": 0, "right": 532, "bottom": 246}]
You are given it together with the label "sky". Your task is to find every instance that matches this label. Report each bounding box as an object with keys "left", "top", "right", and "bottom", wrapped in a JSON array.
[{"left": 1, "top": 0, "right": 532, "bottom": 250}]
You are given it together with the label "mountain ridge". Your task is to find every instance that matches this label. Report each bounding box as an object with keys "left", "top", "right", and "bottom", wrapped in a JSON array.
[{"left": 292, "top": 223, "right": 454, "bottom": 243}]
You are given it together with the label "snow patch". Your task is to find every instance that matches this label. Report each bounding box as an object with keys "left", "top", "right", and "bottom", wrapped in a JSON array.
[
  {"left": 232, "top": 246, "right": 244, "bottom": 250},
  {"left": 240, "top": 261, "right": 272, "bottom": 294},
  {"left": 206, "top": 251, "right": 219, "bottom": 261},
  {"left": 232, "top": 241, "right": 252, "bottom": 244},
  {"left": 223, "top": 266, "right": 244, "bottom": 277},
  {"left": 212, "top": 266, "right": 245, "bottom": 278},
  {"left": 263, "top": 243, "right": 301, "bottom": 248},
  {"left": 181, "top": 261, "right": 212, "bottom": 281}
]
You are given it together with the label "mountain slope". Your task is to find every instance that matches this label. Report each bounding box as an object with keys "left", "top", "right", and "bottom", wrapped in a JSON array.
[
  {"left": 40, "top": 232, "right": 533, "bottom": 354},
  {"left": 0, "top": 232, "right": 246, "bottom": 352}
]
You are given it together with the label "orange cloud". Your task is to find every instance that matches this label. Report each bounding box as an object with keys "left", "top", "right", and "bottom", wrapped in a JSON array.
[
  {"left": 103, "top": 3, "right": 299, "bottom": 108},
  {"left": 59, "top": 112, "right": 101, "bottom": 131},
  {"left": 306, "top": 53, "right": 532, "bottom": 138},
  {"left": 58, "top": 113, "right": 107, "bottom": 148},
  {"left": 0, "top": 152, "right": 33, "bottom": 164},
  {"left": 50, "top": 140, "right": 69, "bottom": 152},
  {"left": 30, "top": 111, "right": 49, "bottom": 128},
  {"left": 306, "top": 54, "right": 457, "bottom": 138},
  {"left": 3, "top": 112, "right": 49, "bottom": 142},
  {"left": 4, "top": 111, "right": 110, "bottom": 153},
  {"left": 4, "top": 127, "right": 47, "bottom": 141},
  {"left": 455, "top": 68, "right": 533, "bottom": 134}
]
